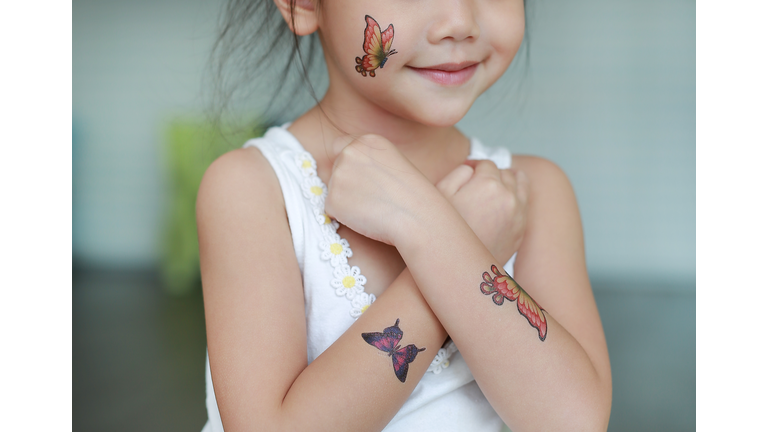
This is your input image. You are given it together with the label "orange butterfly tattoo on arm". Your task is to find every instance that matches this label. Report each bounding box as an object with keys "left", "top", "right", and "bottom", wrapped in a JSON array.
[
  {"left": 480, "top": 265, "right": 548, "bottom": 341},
  {"left": 355, "top": 15, "right": 397, "bottom": 77}
]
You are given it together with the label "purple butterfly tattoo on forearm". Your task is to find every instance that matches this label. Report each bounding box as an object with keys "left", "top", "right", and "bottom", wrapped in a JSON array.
[{"left": 361, "top": 319, "right": 426, "bottom": 383}]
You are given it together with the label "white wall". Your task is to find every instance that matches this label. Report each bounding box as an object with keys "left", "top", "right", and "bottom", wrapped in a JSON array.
[
  {"left": 73, "top": 0, "right": 220, "bottom": 267},
  {"left": 459, "top": 0, "right": 695, "bottom": 282},
  {"left": 73, "top": 0, "right": 695, "bottom": 286}
]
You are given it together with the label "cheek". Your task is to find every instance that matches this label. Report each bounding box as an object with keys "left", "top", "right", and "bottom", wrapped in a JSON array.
[
  {"left": 321, "top": 9, "right": 416, "bottom": 94},
  {"left": 320, "top": 6, "right": 406, "bottom": 73},
  {"left": 318, "top": 6, "right": 362, "bottom": 72},
  {"left": 485, "top": 5, "right": 526, "bottom": 74}
]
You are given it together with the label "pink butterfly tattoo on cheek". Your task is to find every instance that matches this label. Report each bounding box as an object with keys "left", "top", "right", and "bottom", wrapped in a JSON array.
[
  {"left": 354, "top": 15, "right": 397, "bottom": 78},
  {"left": 361, "top": 319, "right": 426, "bottom": 383},
  {"left": 480, "top": 265, "right": 549, "bottom": 341}
]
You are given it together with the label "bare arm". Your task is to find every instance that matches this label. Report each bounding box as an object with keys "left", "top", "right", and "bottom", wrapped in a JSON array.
[
  {"left": 325, "top": 137, "right": 612, "bottom": 432},
  {"left": 197, "top": 148, "right": 447, "bottom": 432},
  {"left": 398, "top": 157, "right": 612, "bottom": 431}
]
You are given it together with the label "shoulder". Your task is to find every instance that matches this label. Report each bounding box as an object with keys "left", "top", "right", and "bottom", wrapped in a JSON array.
[
  {"left": 197, "top": 146, "right": 285, "bottom": 222},
  {"left": 509, "top": 155, "right": 583, "bottom": 263},
  {"left": 511, "top": 155, "right": 569, "bottom": 183},
  {"left": 511, "top": 155, "right": 578, "bottom": 210}
]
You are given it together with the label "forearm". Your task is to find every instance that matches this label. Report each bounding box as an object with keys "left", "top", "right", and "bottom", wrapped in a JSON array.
[
  {"left": 276, "top": 268, "right": 447, "bottom": 432},
  {"left": 396, "top": 203, "right": 609, "bottom": 431}
]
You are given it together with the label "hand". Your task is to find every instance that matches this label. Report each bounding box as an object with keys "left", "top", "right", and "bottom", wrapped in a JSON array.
[
  {"left": 435, "top": 160, "right": 529, "bottom": 264},
  {"left": 324, "top": 134, "right": 443, "bottom": 246}
]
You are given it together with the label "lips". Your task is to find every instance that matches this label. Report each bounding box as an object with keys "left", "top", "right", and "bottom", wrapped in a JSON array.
[{"left": 409, "top": 62, "right": 479, "bottom": 86}]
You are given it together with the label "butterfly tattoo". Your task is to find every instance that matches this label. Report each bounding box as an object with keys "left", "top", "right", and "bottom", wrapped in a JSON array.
[
  {"left": 361, "top": 319, "right": 426, "bottom": 383},
  {"left": 480, "top": 265, "right": 548, "bottom": 341},
  {"left": 355, "top": 15, "right": 398, "bottom": 77}
]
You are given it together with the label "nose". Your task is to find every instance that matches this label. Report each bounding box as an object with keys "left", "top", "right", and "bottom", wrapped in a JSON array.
[{"left": 426, "top": 0, "right": 481, "bottom": 43}]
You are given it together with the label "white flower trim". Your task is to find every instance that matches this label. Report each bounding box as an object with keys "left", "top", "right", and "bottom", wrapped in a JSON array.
[
  {"left": 313, "top": 207, "right": 340, "bottom": 235},
  {"left": 292, "top": 148, "right": 456, "bottom": 372},
  {"left": 319, "top": 233, "right": 353, "bottom": 266},
  {"left": 302, "top": 176, "right": 327, "bottom": 206},
  {"left": 350, "top": 292, "right": 376, "bottom": 319},
  {"left": 331, "top": 264, "right": 367, "bottom": 299},
  {"left": 295, "top": 151, "right": 318, "bottom": 177},
  {"left": 427, "top": 341, "right": 458, "bottom": 374}
]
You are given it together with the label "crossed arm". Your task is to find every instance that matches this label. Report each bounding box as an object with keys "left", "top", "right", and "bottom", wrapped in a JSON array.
[
  {"left": 394, "top": 155, "right": 612, "bottom": 431},
  {"left": 197, "top": 145, "right": 611, "bottom": 432}
]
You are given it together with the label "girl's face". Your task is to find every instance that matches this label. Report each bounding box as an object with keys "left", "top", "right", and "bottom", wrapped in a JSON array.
[{"left": 316, "top": 0, "right": 525, "bottom": 127}]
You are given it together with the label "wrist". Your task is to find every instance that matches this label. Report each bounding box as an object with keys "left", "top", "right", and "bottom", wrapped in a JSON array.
[{"left": 391, "top": 189, "right": 468, "bottom": 256}]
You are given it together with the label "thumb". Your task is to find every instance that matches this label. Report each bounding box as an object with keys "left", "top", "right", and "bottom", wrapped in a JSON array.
[
  {"left": 331, "top": 134, "right": 357, "bottom": 157},
  {"left": 436, "top": 164, "right": 474, "bottom": 197},
  {"left": 332, "top": 135, "right": 359, "bottom": 155}
]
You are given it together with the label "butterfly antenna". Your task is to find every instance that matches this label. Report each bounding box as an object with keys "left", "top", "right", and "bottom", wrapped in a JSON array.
[{"left": 394, "top": 318, "right": 400, "bottom": 327}]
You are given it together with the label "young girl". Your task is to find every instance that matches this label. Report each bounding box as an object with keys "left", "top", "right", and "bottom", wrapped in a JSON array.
[{"left": 197, "top": 0, "right": 612, "bottom": 431}]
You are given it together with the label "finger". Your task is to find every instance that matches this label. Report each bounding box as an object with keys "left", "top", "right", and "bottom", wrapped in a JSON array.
[
  {"left": 500, "top": 169, "right": 518, "bottom": 191},
  {"left": 471, "top": 159, "right": 501, "bottom": 180},
  {"left": 329, "top": 135, "right": 357, "bottom": 173},
  {"left": 515, "top": 170, "right": 530, "bottom": 206},
  {"left": 436, "top": 164, "right": 474, "bottom": 197},
  {"left": 331, "top": 135, "right": 358, "bottom": 157}
]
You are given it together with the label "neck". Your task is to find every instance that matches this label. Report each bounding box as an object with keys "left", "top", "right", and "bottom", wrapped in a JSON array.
[{"left": 288, "top": 84, "right": 470, "bottom": 184}]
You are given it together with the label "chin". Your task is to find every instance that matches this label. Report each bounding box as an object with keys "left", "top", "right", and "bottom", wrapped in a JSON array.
[
  {"left": 404, "top": 99, "right": 473, "bottom": 127},
  {"left": 368, "top": 75, "right": 479, "bottom": 127}
]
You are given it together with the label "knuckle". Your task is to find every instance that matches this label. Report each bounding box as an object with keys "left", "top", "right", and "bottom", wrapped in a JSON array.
[
  {"left": 477, "top": 160, "right": 495, "bottom": 169},
  {"left": 484, "top": 178, "right": 504, "bottom": 193},
  {"left": 360, "top": 133, "right": 382, "bottom": 142},
  {"left": 360, "top": 134, "right": 390, "bottom": 148},
  {"left": 340, "top": 143, "right": 359, "bottom": 158},
  {"left": 502, "top": 197, "right": 518, "bottom": 214},
  {"left": 501, "top": 169, "right": 517, "bottom": 186}
]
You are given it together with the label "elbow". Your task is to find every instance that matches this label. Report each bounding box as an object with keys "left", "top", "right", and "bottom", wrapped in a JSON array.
[
  {"left": 584, "top": 398, "right": 612, "bottom": 432},
  {"left": 579, "top": 351, "right": 613, "bottom": 431},
  {"left": 597, "top": 385, "right": 613, "bottom": 431},
  {"left": 573, "top": 377, "right": 613, "bottom": 432},
  {"left": 550, "top": 372, "right": 612, "bottom": 432}
]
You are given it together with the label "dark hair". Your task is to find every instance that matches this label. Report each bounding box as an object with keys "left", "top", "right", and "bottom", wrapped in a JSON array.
[{"left": 207, "top": 0, "right": 530, "bottom": 130}]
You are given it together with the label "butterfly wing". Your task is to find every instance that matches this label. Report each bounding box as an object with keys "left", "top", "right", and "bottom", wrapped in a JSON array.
[
  {"left": 481, "top": 265, "right": 548, "bottom": 341},
  {"left": 381, "top": 24, "right": 394, "bottom": 54},
  {"left": 361, "top": 15, "right": 384, "bottom": 71},
  {"left": 502, "top": 275, "right": 547, "bottom": 341},
  {"left": 361, "top": 319, "right": 403, "bottom": 353},
  {"left": 401, "top": 344, "right": 425, "bottom": 364},
  {"left": 362, "top": 332, "right": 397, "bottom": 353},
  {"left": 391, "top": 344, "right": 425, "bottom": 383},
  {"left": 514, "top": 286, "right": 548, "bottom": 341},
  {"left": 391, "top": 351, "right": 410, "bottom": 383}
]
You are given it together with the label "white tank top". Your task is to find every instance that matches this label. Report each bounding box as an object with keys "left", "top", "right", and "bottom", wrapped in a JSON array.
[{"left": 202, "top": 125, "right": 516, "bottom": 432}]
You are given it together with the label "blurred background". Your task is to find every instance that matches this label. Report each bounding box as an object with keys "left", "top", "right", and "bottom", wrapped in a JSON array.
[{"left": 73, "top": 0, "right": 694, "bottom": 431}]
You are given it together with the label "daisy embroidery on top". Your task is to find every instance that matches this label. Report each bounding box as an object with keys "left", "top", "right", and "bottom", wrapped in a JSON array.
[
  {"left": 331, "top": 264, "right": 367, "bottom": 300},
  {"left": 319, "top": 232, "right": 353, "bottom": 267},
  {"left": 313, "top": 207, "right": 340, "bottom": 234},
  {"left": 302, "top": 176, "right": 327, "bottom": 206},
  {"left": 295, "top": 151, "right": 317, "bottom": 177},
  {"left": 350, "top": 292, "right": 376, "bottom": 319}
]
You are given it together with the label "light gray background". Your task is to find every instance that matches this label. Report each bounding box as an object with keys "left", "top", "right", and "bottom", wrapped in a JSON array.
[
  {"left": 73, "top": 0, "right": 694, "bottom": 286},
  {"left": 73, "top": 1, "right": 695, "bottom": 431}
]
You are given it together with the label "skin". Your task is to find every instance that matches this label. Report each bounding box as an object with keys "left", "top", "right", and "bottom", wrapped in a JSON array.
[{"left": 197, "top": 0, "right": 612, "bottom": 431}]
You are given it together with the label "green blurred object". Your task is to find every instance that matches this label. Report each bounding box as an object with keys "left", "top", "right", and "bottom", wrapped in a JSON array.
[{"left": 162, "top": 118, "right": 264, "bottom": 295}]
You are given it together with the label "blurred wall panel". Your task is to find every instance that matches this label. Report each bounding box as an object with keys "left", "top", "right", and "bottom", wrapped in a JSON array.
[
  {"left": 73, "top": 0, "right": 694, "bottom": 288},
  {"left": 459, "top": 0, "right": 695, "bottom": 285},
  {"left": 73, "top": 0, "right": 223, "bottom": 267}
]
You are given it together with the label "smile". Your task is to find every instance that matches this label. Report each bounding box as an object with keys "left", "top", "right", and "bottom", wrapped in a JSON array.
[{"left": 409, "top": 62, "right": 479, "bottom": 87}]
